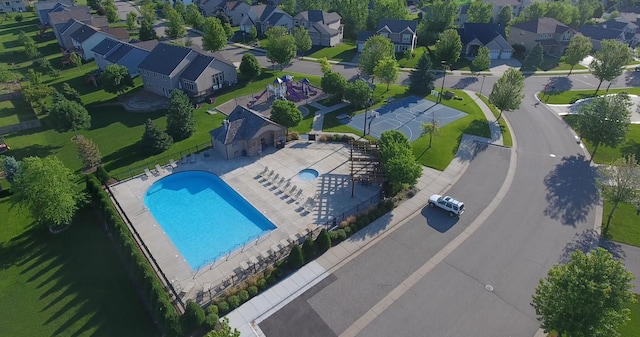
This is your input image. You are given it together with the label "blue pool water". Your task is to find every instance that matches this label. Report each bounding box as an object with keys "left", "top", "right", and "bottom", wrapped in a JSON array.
[
  {"left": 144, "top": 171, "right": 276, "bottom": 270},
  {"left": 298, "top": 168, "right": 319, "bottom": 181}
]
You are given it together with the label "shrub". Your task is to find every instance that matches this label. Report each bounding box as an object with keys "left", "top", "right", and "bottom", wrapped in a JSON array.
[
  {"left": 15, "top": 14, "right": 23, "bottom": 22},
  {"left": 256, "top": 278, "right": 267, "bottom": 290},
  {"left": 512, "top": 44, "right": 526, "bottom": 56},
  {"left": 266, "top": 274, "right": 277, "bottom": 285},
  {"left": 315, "top": 228, "right": 331, "bottom": 253},
  {"left": 181, "top": 301, "right": 205, "bottom": 333},
  {"left": 336, "top": 229, "right": 347, "bottom": 242},
  {"left": 349, "top": 223, "right": 358, "bottom": 234},
  {"left": 206, "top": 304, "right": 218, "bottom": 316},
  {"left": 217, "top": 300, "right": 230, "bottom": 315},
  {"left": 272, "top": 267, "right": 284, "bottom": 278},
  {"left": 286, "top": 131, "right": 299, "bottom": 141},
  {"left": 301, "top": 237, "right": 316, "bottom": 261},
  {"left": 247, "top": 285, "right": 259, "bottom": 297},
  {"left": 238, "top": 289, "right": 250, "bottom": 302},
  {"left": 344, "top": 226, "right": 352, "bottom": 236},
  {"left": 203, "top": 313, "right": 219, "bottom": 330},
  {"left": 96, "top": 165, "right": 111, "bottom": 184},
  {"left": 227, "top": 295, "right": 241, "bottom": 309},
  {"left": 287, "top": 244, "right": 304, "bottom": 269}
]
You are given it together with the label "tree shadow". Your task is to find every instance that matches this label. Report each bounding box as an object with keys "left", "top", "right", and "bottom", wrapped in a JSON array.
[
  {"left": 558, "top": 229, "right": 626, "bottom": 264},
  {"left": 421, "top": 206, "right": 459, "bottom": 232},
  {"left": 620, "top": 139, "right": 640, "bottom": 159},
  {"left": 544, "top": 76, "right": 573, "bottom": 93},
  {"left": 624, "top": 70, "right": 640, "bottom": 87},
  {"left": 101, "top": 143, "right": 142, "bottom": 172},
  {"left": 454, "top": 136, "right": 489, "bottom": 163},
  {"left": 543, "top": 155, "right": 599, "bottom": 226},
  {"left": 450, "top": 76, "right": 478, "bottom": 89}
]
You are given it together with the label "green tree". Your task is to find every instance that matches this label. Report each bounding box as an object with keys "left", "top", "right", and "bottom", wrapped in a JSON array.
[
  {"left": 532, "top": 248, "right": 636, "bottom": 337},
  {"left": 204, "top": 317, "right": 240, "bottom": 337},
  {"left": 166, "top": 89, "right": 196, "bottom": 140},
  {"left": 421, "top": 116, "right": 440, "bottom": 148},
  {"left": 270, "top": 99, "right": 303, "bottom": 133},
  {"left": 282, "top": 0, "right": 296, "bottom": 15},
  {"left": 182, "top": 301, "right": 206, "bottom": 333},
  {"left": 374, "top": 57, "right": 399, "bottom": 90},
  {"left": 522, "top": 42, "right": 543, "bottom": 70},
  {"left": 590, "top": 39, "right": 632, "bottom": 94},
  {"left": 314, "top": 228, "right": 331, "bottom": 253},
  {"left": 101, "top": 64, "right": 134, "bottom": 95},
  {"left": 139, "top": 18, "right": 158, "bottom": 41},
  {"left": 287, "top": 243, "right": 304, "bottom": 268},
  {"left": 21, "top": 83, "right": 52, "bottom": 107},
  {"left": 435, "top": 29, "right": 462, "bottom": 65},
  {"left": 472, "top": 46, "right": 491, "bottom": 72},
  {"left": 24, "top": 40, "right": 40, "bottom": 59},
  {"left": 358, "top": 34, "right": 395, "bottom": 77},
  {"left": 489, "top": 68, "right": 525, "bottom": 120},
  {"left": 0, "top": 67, "right": 19, "bottom": 84},
  {"left": 379, "top": 130, "right": 422, "bottom": 194},
  {"left": 104, "top": 2, "right": 119, "bottom": 23},
  {"left": 344, "top": 80, "right": 373, "bottom": 109},
  {"left": 165, "top": 8, "right": 186, "bottom": 39},
  {"left": 293, "top": 26, "right": 312, "bottom": 57},
  {"left": 76, "top": 136, "right": 102, "bottom": 169},
  {"left": 265, "top": 27, "right": 296, "bottom": 69},
  {"left": 2, "top": 155, "right": 20, "bottom": 184},
  {"left": 239, "top": 53, "right": 261, "bottom": 80},
  {"left": 599, "top": 154, "right": 640, "bottom": 231},
  {"left": 126, "top": 11, "right": 138, "bottom": 30},
  {"left": 202, "top": 17, "right": 227, "bottom": 52},
  {"left": 573, "top": 0, "right": 599, "bottom": 27},
  {"left": 49, "top": 96, "right": 91, "bottom": 138},
  {"left": 140, "top": 119, "right": 173, "bottom": 154},
  {"left": 467, "top": 0, "right": 493, "bottom": 23},
  {"left": 173, "top": 0, "right": 186, "bottom": 19},
  {"left": 61, "top": 83, "right": 82, "bottom": 103},
  {"left": 13, "top": 156, "right": 83, "bottom": 229},
  {"left": 338, "top": 0, "right": 368, "bottom": 39},
  {"left": 27, "top": 69, "right": 42, "bottom": 85},
  {"left": 248, "top": 25, "right": 257, "bottom": 41},
  {"left": 575, "top": 93, "right": 632, "bottom": 161},
  {"left": 497, "top": 5, "right": 512, "bottom": 25},
  {"left": 87, "top": 0, "right": 101, "bottom": 10},
  {"left": 525, "top": 2, "right": 547, "bottom": 20},
  {"left": 223, "top": 21, "right": 233, "bottom": 39},
  {"left": 70, "top": 52, "right": 82, "bottom": 69},
  {"left": 319, "top": 56, "right": 332, "bottom": 74},
  {"left": 301, "top": 237, "right": 316, "bottom": 261},
  {"left": 185, "top": 3, "right": 205, "bottom": 30},
  {"left": 321, "top": 71, "right": 347, "bottom": 100},
  {"left": 408, "top": 52, "right": 435, "bottom": 95},
  {"left": 561, "top": 35, "right": 592, "bottom": 75},
  {"left": 367, "top": 0, "right": 408, "bottom": 30}
]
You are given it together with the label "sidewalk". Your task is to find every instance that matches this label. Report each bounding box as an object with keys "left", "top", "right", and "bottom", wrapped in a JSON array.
[
  {"left": 310, "top": 101, "right": 350, "bottom": 132},
  {"left": 464, "top": 89, "right": 504, "bottom": 146}
]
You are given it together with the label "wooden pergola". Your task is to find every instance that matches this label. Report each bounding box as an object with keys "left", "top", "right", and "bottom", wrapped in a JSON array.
[{"left": 349, "top": 140, "right": 386, "bottom": 197}]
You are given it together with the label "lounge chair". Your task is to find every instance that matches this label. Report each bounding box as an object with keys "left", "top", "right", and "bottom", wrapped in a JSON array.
[
  {"left": 270, "top": 173, "right": 280, "bottom": 184},
  {"left": 169, "top": 159, "right": 178, "bottom": 168},
  {"left": 280, "top": 180, "right": 291, "bottom": 192},
  {"left": 258, "top": 166, "right": 269, "bottom": 177},
  {"left": 264, "top": 170, "right": 274, "bottom": 180},
  {"left": 155, "top": 164, "right": 163, "bottom": 174},
  {"left": 291, "top": 189, "right": 303, "bottom": 201},
  {"left": 144, "top": 168, "right": 152, "bottom": 178},
  {"left": 286, "top": 185, "right": 297, "bottom": 196},
  {"left": 274, "top": 177, "right": 285, "bottom": 188},
  {"left": 305, "top": 198, "right": 316, "bottom": 212}
]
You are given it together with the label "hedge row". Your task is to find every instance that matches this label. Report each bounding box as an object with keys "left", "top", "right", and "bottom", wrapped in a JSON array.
[{"left": 85, "top": 175, "right": 182, "bottom": 336}]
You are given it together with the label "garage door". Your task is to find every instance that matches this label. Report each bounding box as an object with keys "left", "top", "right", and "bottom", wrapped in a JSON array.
[
  {"left": 500, "top": 50, "right": 512, "bottom": 59},
  {"left": 490, "top": 50, "right": 500, "bottom": 59}
]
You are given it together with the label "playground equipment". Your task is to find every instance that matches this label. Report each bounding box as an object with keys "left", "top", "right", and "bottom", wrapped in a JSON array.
[
  {"left": 253, "top": 75, "right": 319, "bottom": 104},
  {"left": 0, "top": 136, "right": 10, "bottom": 154}
]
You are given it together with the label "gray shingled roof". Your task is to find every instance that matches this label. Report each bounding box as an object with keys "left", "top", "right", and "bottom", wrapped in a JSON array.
[
  {"left": 131, "top": 40, "right": 159, "bottom": 52},
  {"left": 309, "top": 21, "right": 340, "bottom": 36},
  {"left": 48, "top": 6, "right": 91, "bottom": 25},
  {"left": 137, "top": 43, "right": 192, "bottom": 76},
  {"left": 266, "top": 12, "right": 286, "bottom": 26},
  {"left": 70, "top": 24, "right": 98, "bottom": 43},
  {"left": 106, "top": 44, "right": 134, "bottom": 63},
  {"left": 458, "top": 23, "right": 510, "bottom": 50},
  {"left": 210, "top": 105, "right": 283, "bottom": 145},
  {"left": 511, "top": 17, "right": 569, "bottom": 34},
  {"left": 180, "top": 54, "right": 214, "bottom": 81},
  {"left": 91, "top": 37, "right": 122, "bottom": 55},
  {"left": 377, "top": 19, "right": 418, "bottom": 34},
  {"left": 356, "top": 30, "right": 376, "bottom": 42},
  {"left": 579, "top": 25, "right": 625, "bottom": 41}
]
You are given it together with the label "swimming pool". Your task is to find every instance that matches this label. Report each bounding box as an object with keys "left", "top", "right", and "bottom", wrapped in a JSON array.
[{"left": 144, "top": 171, "right": 276, "bottom": 270}]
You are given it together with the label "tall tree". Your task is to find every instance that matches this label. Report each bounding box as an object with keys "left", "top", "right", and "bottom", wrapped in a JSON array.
[
  {"left": 265, "top": 27, "right": 296, "bottom": 69},
  {"left": 489, "top": 68, "right": 525, "bottom": 120},
  {"left": 532, "top": 248, "right": 636, "bottom": 337},
  {"left": 248, "top": 25, "right": 257, "bottom": 41},
  {"left": 367, "top": 0, "right": 408, "bottom": 30},
  {"left": 166, "top": 89, "right": 196, "bottom": 140},
  {"left": 435, "top": 29, "right": 462, "bottom": 66},
  {"left": 321, "top": 71, "right": 347, "bottom": 100},
  {"left": 319, "top": 57, "right": 332, "bottom": 74},
  {"left": 239, "top": 53, "right": 261, "bottom": 80},
  {"left": 139, "top": 18, "right": 158, "bottom": 41},
  {"left": 472, "top": 46, "right": 491, "bottom": 72},
  {"left": 76, "top": 136, "right": 102, "bottom": 169},
  {"left": 202, "top": 17, "right": 227, "bottom": 52},
  {"left": 101, "top": 64, "right": 134, "bottom": 95},
  {"left": 282, "top": 0, "right": 296, "bottom": 15},
  {"left": 222, "top": 21, "right": 233, "bottom": 39},
  {"left": 104, "top": 0, "right": 119, "bottom": 23},
  {"left": 408, "top": 52, "right": 435, "bottom": 95},
  {"left": 417, "top": 0, "right": 459, "bottom": 45},
  {"left": 13, "top": 156, "right": 83, "bottom": 229},
  {"left": 379, "top": 130, "right": 422, "bottom": 194},
  {"left": 1, "top": 155, "right": 20, "bottom": 184},
  {"left": 544, "top": 0, "right": 576, "bottom": 26},
  {"left": 126, "top": 11, "right": 138, "bottom": 30},
  {"left": 293, "top": 26, "right": 312, "bottom": 57},
  {"left": 70, "top": 52, "right": 82, "bottom": 69},
  {"left": 421, "top": 116, "right": 440, "bottom": 148},
  {"left": 573, "top": 0, "right": 599, "bottom": 27},
  {"left": 61, "top": 83, "right": 82, "bottom": 103},
  {"left": 344, "top": 79, "right": 373, "bottom": 109},
  {"left": 185, "top": 3, "right": 205, "bottom": 30},
  {"left": 497, "top": 5, "right": 512, "bottom": 25},
  {"left": 165, "top": 8, "right": 186, "bottom": 39},
  {"left": 522, "top": 42, "right": 543, "bottom": 70},
  {"left": 21, "top": 83, "right": 52, "bottom": 107},
  {"left": 337, "top": 0, "right": 368, "bottom": 39},
  {"left": 297, "top": 0, "right": 329, "bottom": 11},
  {"left": 599, "top": 154, "right": 640, "bottom": 231},
  {"left": 204, "top": 317, "right": 240, "bottom": 337},
  {"left": 358, "top": 35, "right": 395, "bottom": 77},
  {"left": 562, "top": 35, "right": 592, "bottom": 75},
  {"left": 374, "top": 57, "right": 399, "bottom": 90},
  {"left": 173, "top": 0, "right": 186, "bottom": 19},
  {"left": 525, "top": 2, "right": 547, "bottom": 20},
  {"left": 575, "top": 93, "right": 632, "bottom": 161},
  {"left": 467, "top": 0, "right": 493, "bottom": 23},
  {"left": 590, "top": 39, "right": 632, "bottom": 94},
  {"left": 270, "top": 99, "right": 303, "bottom": 135},
  {"left": 140, "top": 119, "right": 173, "bottom": 154},
  {"left": 49, "top": 96, "right": 91, "bottom": 138}
]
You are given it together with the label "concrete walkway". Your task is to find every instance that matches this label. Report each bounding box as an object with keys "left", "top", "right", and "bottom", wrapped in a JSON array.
[
  {"left": 310, "top": 102, "right": 351, "bottom": 132},
  {"left": 464, "top": 89, "right": 504, "bottom": 146}
]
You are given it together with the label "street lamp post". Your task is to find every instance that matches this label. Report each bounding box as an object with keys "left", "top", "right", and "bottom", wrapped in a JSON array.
[
  {"left": 479, "top": 75, "right": 486, "bottom": 97},
  {"left": 439, "top": 60, "right": 448, "bottom": 103}
]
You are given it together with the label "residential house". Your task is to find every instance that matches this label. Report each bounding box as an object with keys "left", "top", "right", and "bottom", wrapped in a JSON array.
[
  {"left": 47, "top": 6, "right": 94, "bottom": 46},
  {"left": 34, "top": 0, "right": 73, "bottom": 25},
  {"left": 195, "top": 0, "right": 225, "bottom": 17},
  {"left": 508, "top": 17, "right": 577, "bottom": 57},
  {"left": 0, "top": 0, "right": 29, "bottom": 13},
  {"left": 293, "top": 10, "right": 343, "bottom": 47},
  {"left": 451, "top": 0, "right": 539, "bottom": 27},
  {"left": 579, "top": 18, "right": 639, "bottom": 50},
  {"left": 70, "top": 24, "right": 128, "bottom": 60},
  {"left": 356, "top": 19, "right": 418, "bottom": 53},
  {"left": 92, "top": 38, "right": 157, "bottom": 76},
  {"left": 214, "top": 0, "right": 251, "bottom": 26},
  {"left": 137, "top": 43, "right": 238, "bottom": 101},
  {"left": 210, "top": 105, "right": 286, "bottom": 159},
  {"left": 239, "top": 4, "right": 292, "bottom": 35},
  {"left": 458, "top": 23, "right": 512, "bottom": 59}
]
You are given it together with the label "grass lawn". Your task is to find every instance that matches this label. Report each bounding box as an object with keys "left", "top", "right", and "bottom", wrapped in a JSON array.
[
  {"left": 563, "top": 115, "right": 640, "bottom": 164},
  {"left": 601, "top": 201, "right": 640, "bottom": 247},
  {"left": 398, "top": 46, "right": 426, "bottom": 68},
  {"left": 289, "top": 104, "right": 318, "bottom": 134},
  {"left": 476, "top": 93, "right": 513, "bottom": 147},
  {"left": 307, "top": 40, "right": 357, "bottom": 63},
  {"left": 0, "top": 99, "right": 35, "bottom": 127},
  {"left": 516, "top": 55, "right": 587, "bottom": 72},
  {"left": 619, "top": 295, "right": 640, "bottom": 337},
  {"left": 543, "top": 87, "right": 640, "bottom": 104}
]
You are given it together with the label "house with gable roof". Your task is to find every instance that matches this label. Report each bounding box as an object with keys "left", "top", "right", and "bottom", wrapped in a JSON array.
[
  {"left": 34, "top": 0, "right": 74, "bottom": 25},
  {"left": 579, "top": 17, "right": 639, "bottom": 50},
  {"left": 239, "top": 4, "right": 293, "bottom": 34},
  {"left": 458, "top": 23, "right": 512, "bottom": 59},
  {"left": 356, "top": 19, "right": 418, "bottom": 53},
  {"left": 508, "top": 17, "right": 578, "bottom": 57},
  {"left": 137, "top": 43, "right": 238, "bottom": 101},
  {"left": 70, "top": 23, "right": 128, "bottom": 60},
  {"left": 293, "top": 10, "right": 343, "bottom": 47},
  {"left": 48, "top": 6, "right": 94, "bottom": 46},
  {"left": 1, "top": 0, "right": 29, "bottom": 14},
  {"left": 210, "top": 105, "right": 286, "bottom": 159},
  {"left": 92, "top": 38, "right": 158, "bottom": 77},
  {"left": 195, "top": 0, "right": 225, "bottom": 17},
  {"left": 214, "top": 0, "right": 251, "bottom": 26}
]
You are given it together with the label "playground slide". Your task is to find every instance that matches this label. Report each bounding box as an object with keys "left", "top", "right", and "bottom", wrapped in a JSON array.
[
  {"left": 292, "top": 84, "right": 304, "bottom": 91},
  {"left": 254, "top": 89, "right": 267, "bottom": 100},
  {"left": 288, "top": 88, "right": 303, "bottom": 102}
]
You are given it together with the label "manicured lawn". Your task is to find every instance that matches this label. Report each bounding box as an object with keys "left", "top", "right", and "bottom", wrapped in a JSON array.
[
  {"left": 289, "top": 104, "right": 317, "bottom": 134},
  {"left": 476, "top": 93, "right": 513, "bottom": 147},
  {"left": 516, "top": 55, "right": 587, "bottom": 72},
  {"left": 308, "top": 40, "right": 357, "bottom": 63},
  {"left": 619, "top": 295, "right": 640, "bottom": 337},
  {"left": 563, "top": 115, "right": 640, "bottom": 164},
  {"left": 601, "top": 201, "right": 640, "bottom": 247},
  {"left": 0, "top": 99, "right": 35, "bottom": 126},
  {"left": 543, "top": 87, "right": 640, "bottom": 104},
  {"left": 398, "top": 46, "right": 426, "bottom": 68}
]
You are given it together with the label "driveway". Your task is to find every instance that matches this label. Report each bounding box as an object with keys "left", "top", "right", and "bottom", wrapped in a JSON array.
[{"left": 115, "top": 0, "right": 138, "bottom": 21}]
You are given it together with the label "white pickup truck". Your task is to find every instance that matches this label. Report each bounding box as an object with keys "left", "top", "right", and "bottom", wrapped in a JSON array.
[{"left": 428, "top": 194, "right": 465, "bottom": 217}]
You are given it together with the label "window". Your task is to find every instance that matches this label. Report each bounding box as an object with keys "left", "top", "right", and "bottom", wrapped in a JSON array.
[
  {"left": 401, "top": 33, "right": 411, "bottom": 43},
  {"left": 212, "top": 72, "right": 224, "bottom": 86},
  {"left": 4, "top": 2, "right": 9, "bottom": 6},
  {"left": 380, "top": 32, "right": 389, "bottom": 38}
]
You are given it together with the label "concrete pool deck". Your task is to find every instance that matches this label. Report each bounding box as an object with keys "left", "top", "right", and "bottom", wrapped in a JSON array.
[{"left": 109, "top": 140, "right": 380, "bottom": 304}]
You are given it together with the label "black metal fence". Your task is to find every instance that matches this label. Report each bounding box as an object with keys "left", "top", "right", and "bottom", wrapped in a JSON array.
[{"left": 321, "top": 193, "right": 382, "bottom": 230}]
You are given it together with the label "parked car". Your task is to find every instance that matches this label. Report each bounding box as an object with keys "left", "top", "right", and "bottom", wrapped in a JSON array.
[{"left": 428, "top": 194, "right": 464, "bottom": 217}]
